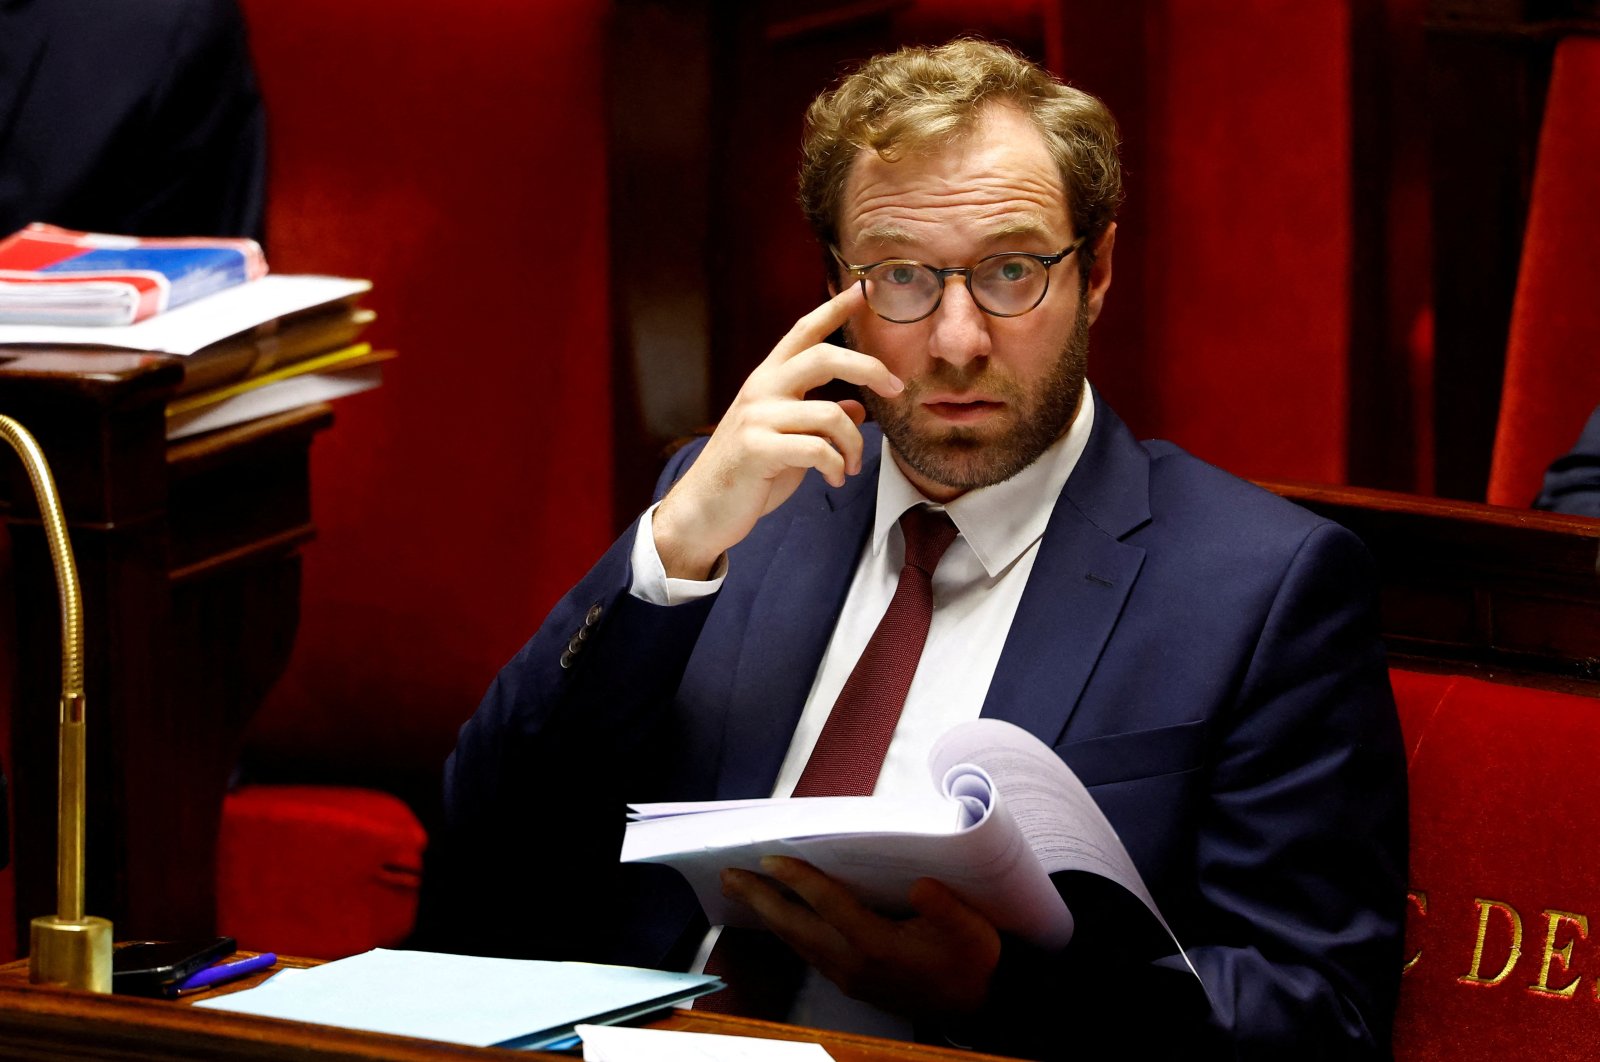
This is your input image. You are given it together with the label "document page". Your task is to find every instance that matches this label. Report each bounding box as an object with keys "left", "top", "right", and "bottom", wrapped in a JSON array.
[
  {"left": 627, "top": 762, "right": 1072, "bottom": 947},
  {"left": 625, "top": 718, "right": 1198, "bottom": 973},
  {"left": 930, "top": 720, "right": 1198, "bottom": 976},
  {"left": 577, "top": 1024, "right": 834, "bottom": 1061},
  {"left": 928, "top": 719, "right": 1163, "bottom": 928},
  {"left": 193, "top": 949, "right": 720, "bottom": 1049},
  {"left": 0, "top": 274, "right": 370, "bottom": 353}
]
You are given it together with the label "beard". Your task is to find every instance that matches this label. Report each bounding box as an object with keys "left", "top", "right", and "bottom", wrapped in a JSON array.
[{"left": 854, "top": 297, "right": 1090, "bottom": 494}]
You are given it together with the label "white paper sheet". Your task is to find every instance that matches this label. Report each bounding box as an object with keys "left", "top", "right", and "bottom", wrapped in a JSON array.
[
  {"left": 0, "top": 275, "right": 370, "bottom": 354},
  {"left": 578, "top": 1024, "right": 834, "bottom": 1061},
  {"left": 164, "top": 364, "right": 383, "bottom": 439},
  {"left": 625, "top": 718, "right": 1199, "bottom": 967},
  {"left": 626, "top": 758, "right": 1071, "bottom": 947},
  {"left": 192, "top": 949, "right": 720, "bottom": 1049}
]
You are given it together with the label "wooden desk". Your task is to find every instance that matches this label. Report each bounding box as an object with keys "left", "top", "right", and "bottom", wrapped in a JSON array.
[
  {"left": 0, "top": 958, "right": 1020, "bottom": 1061},
  {"left": 0, "top": 350, "right": 332, "bottom": 945},
  {"left": 1264, "top": 481, "right": 1600, "bottom": 686}
]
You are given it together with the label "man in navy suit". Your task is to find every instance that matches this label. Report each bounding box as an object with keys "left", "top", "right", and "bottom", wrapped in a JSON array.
[{"left": 435, "top": 39, "right": 1406, "bottom": 1060}]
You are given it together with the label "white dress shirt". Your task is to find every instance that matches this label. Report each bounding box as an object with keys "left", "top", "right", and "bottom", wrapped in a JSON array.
[{"left": 629, "top": 383, "right": 1095, "bottom": 1037}]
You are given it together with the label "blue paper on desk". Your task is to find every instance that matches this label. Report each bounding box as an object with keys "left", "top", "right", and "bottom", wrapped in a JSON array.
[{"left": 192, "top": 948, "right": 722, "bottom": 1050}]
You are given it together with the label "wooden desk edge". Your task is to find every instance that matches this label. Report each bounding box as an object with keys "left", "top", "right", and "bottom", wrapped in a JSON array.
[
  {"left": 0, "top": 956, "right": 532, "bottom": 1061},
  {"left": 1260, "top": 478, "right": 1600, "bottom": 540},
  {"left": 167, "top": 401, "right": 335, "bottom": 473},
  {"left": 0, "top": 957, "right": 1022, "bottom": 1062}
]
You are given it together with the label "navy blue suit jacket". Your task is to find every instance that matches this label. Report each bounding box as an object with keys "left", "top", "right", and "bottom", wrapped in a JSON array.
[{"left": 435, "top": 393, "right": 1407, "bottom": 1060}]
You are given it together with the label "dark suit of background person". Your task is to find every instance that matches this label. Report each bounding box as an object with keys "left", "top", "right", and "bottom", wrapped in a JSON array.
[
  {"left": 0, "top": 0, "right": 265, "bottom": 242},
  {"left": 435, "top": 383, "right": 1407, "bottom": 1058},
  {"left": 1535, "top": 403, "right": 1600, "bottom": 516}
]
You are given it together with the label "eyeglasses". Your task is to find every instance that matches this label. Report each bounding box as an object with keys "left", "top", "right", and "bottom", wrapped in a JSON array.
[{"left": 830, "top": 240, "right": 1085, "bottom": 324}]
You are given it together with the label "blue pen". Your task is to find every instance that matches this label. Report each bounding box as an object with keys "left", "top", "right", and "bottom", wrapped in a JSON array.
[
  {"left": 541, "top": 1034, "right": 583, "bottom": 1052},
  {"left": 172, "top": 951, "right": 278, "bottom": 995}
]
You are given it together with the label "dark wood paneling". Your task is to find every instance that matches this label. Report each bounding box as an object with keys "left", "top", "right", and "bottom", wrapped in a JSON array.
[
  {"left": 608, "top": 0, "right": 717, "bottom": 525},
  {"left": 0, "top": 353, "right": 328, "bottom": 945},
  {"left": 1349, "top": 0, "right": 1433, "bottom": 491},
  {"left": 0, "top": 956, "right": 1018, "bottom": 1062},
  {"left": 1267, "top": 479, "right": 1600, "bottom": 684},
  {"left": 1423, "top": 0, "right": 1600, "bottom": 499}
]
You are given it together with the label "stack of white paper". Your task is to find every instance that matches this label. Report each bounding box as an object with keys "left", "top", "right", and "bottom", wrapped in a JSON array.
[
  {"left": 193, "top": 949, "right": 721, "bottom": 1051},
  {"left": 0, "top": 274, "right": 371, "bottom": 354},
  {"left": 625, "top": 717, "right": 1193, "bottom": 962},
  {"left": 577, "top": 1023, "right": 835, "bottom": 1060}
]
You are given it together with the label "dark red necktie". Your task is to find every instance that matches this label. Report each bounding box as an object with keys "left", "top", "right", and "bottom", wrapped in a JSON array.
[
  {"left": 792, "top": 505, "right": 960, "bottom": 797},
  {"left": 698, "top": 505, "right": 959, "bottom": 1016}
]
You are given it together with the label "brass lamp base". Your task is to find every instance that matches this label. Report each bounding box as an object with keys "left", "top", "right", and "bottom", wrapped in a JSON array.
[{"left": 30, "top": 915, "right": 113, "bottom": 992}]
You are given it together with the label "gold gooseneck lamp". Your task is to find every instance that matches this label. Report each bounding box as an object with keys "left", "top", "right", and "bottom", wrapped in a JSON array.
[{"left": 0, "top": 415, "right": 113, "bottom": 991}]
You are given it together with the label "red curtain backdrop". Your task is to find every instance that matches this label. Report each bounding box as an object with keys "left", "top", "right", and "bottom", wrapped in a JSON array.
[
  {"left": 1137, "top": 0, "right": 1352, "bottom": 484},
  {"left": 1486, "top": 36, "right": 1600, "bottom": 508},
  {"left": 979, "top": 1, "right": 1357, "bottom": 484},
  {"left": 235, "top": 0, "right": 615, "bottom": 805}
]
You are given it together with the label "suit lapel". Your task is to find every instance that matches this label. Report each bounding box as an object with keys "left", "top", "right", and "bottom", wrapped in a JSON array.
[
  {"left": 712, "top": 397, "right": 1153, "bottom": 783},
  {"left": 981, "top": 391, "right": 1153, "bottom": 745},
  {"left": 715, "top": 452, "right": 879, "bottom": 799}
]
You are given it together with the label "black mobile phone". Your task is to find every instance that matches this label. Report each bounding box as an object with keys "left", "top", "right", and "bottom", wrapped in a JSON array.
[{"left": 111, "top": 936, "right": 236, "bottom": 997}]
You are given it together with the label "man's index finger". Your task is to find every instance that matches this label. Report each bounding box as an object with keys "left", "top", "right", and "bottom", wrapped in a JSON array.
[{"left": 769, "top": 284, "right": 866, "bottom": 364}]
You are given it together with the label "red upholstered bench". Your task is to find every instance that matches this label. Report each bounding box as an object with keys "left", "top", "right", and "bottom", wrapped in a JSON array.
[
  {"left": 1390, "top": 668, "right": 1600, "bottom": 1061},
  {"left": 215, "top": 785, "right": 425, "bottom": 960}
]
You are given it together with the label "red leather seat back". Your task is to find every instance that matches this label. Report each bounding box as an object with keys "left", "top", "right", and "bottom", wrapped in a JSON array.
[
  {"left": 1486, "top": 36, "right": 1600, "bottom": 507},
  {"left": 231, "top": 0, "right": 615, "bottom": 808},
  {"left": 216, "top": 785, "right": 425, "bottom": 960},
  {"left": 212, "top": 0, "right": 614, "bottom": 962},
  {"left": 1390, "top": 668, "right": 1600, "bottom": 1060}
]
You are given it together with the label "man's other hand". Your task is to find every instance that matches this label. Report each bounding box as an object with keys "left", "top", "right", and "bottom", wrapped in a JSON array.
[
  {"left": 721, "top": 856, "right": 1002, "bottom": 1019},
  {"left": 652, "top": 286, "right": 903, "bottom": 580}
]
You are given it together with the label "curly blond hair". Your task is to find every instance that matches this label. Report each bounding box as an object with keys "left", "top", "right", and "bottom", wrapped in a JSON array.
[{"left": 799, "top": 39, "right": 1122, "bottom": 256}]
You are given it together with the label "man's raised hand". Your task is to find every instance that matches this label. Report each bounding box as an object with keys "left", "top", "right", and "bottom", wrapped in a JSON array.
[{"left": 652, "top": 285, "right": 902, "bottom": 580}]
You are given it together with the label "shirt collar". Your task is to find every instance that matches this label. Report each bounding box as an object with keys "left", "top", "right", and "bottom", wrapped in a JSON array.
[{"left": 871, "top": 380, "right": 1096, "bottom": 577}]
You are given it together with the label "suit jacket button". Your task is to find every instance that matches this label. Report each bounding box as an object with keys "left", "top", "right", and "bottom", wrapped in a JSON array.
[
  {"left": 559, "top": 649, "right": 575, "bottom": 670},
  {"left": 585, "top": 603, "right": 603, "bottom": 627},
  {"left": 567, "top": 633, "right": 584, "bottom": 654}
]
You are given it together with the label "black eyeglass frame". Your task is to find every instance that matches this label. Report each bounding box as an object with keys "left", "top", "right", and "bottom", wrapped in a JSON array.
[{"left": 829, "top": 239, "right": 1086, "bottom": 324}]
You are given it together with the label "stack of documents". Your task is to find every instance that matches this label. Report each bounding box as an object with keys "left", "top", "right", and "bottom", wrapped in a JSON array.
[
  {"left": 577, "top": 1024, "right": 835, "bottom": 1060},
  {"left": 192, "top": 949, "right": 721, "bottom": 1051},
  {"left": 625, "top": 717, "right": 1194, "bottom": 971},
  {"left": 0, "top": 224, "right": 267, "bottom": 326},
  {"left": 0, "top": 273, "right": 387, "bottom": 439}
]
